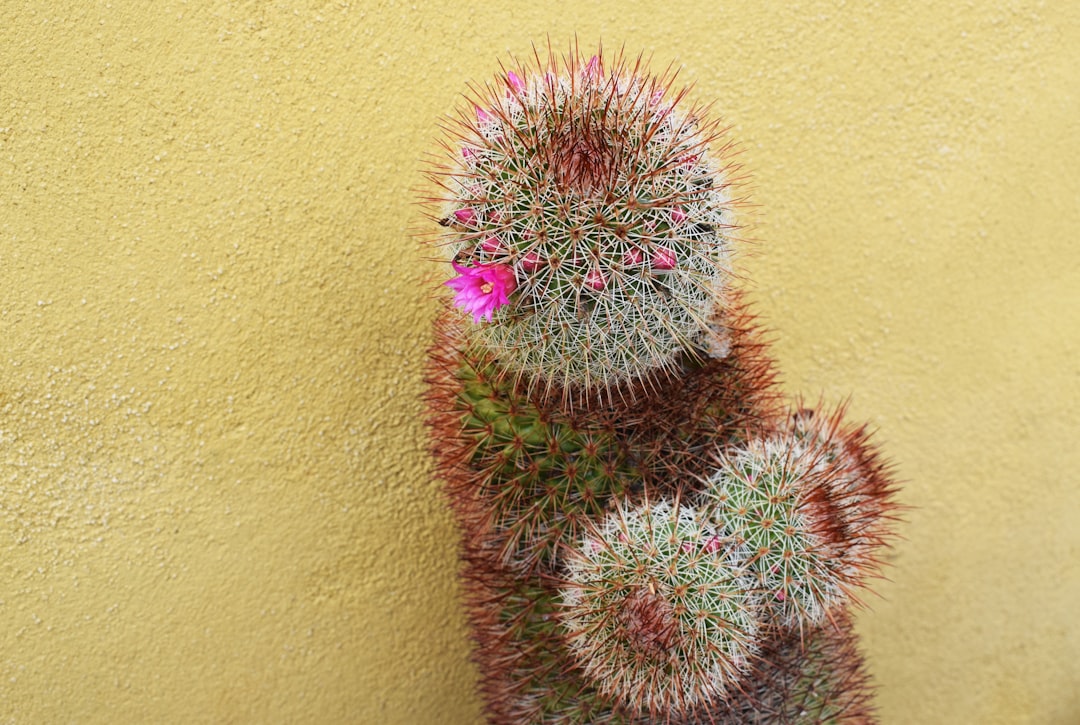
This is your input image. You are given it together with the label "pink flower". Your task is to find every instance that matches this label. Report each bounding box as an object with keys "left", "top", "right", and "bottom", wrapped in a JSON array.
[
  {"left": 445, "top": 262, "right": 516, "bottom": 323},
  {"left": 507, "top": 71, "right": 525, "bottom": 93},
  {"left": 584, "top": 55, "right": 602, "bottom": 81},
  {"left": 622, "top": 247, "right": 644, "bottom": 266},
  {"left": 584, "top": 268, "right": 607, "bottom": 290},
  {"left": 671, "top": 206, "right": 687, "bottom": 224},
  {"left": 475, "top": 106, "right": 493, "bottom": 123},
  {"left": 453, "top": 208, "right": 477, "bottom": 226},
  {"left": 703, "top": 535, "right": 724, "bottom": 554},
  {"left": 481, "top": 236, "right": 504, "bottom": 254},
  {"left": 520, "top": 251, "right": 544, "bottom": 272},
  {"left": 652, "top": 246, "right": 677, "bottom": 270}
]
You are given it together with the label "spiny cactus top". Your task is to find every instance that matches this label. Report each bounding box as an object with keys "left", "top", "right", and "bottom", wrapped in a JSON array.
[
  {"left": 425, "top": 49, "right": 742, "bottom": 393},
  {"left": 701, "top": 408, "right": 897, "bottom": 627},
  {"left": 559, "top": 500, "right": 761, "bottom": 719}
]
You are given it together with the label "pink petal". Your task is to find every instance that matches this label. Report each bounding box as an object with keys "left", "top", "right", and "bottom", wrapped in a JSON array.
[
  {"left": 671, "top": 206, "right": 687, "bottom": 224},
  {"left": 584, "top": 268, "right": 607, "bottom": 290},
  {"left": 584, "top": 55, "right": 602, "bottom": 81},
  {"left": 453, "top": 208, "right": 477, "bottom": 226},
  {"left": 622, "top": 248, "right": 643, "bottom": 266},
  {"left": 520, "top": 251, "right": 544, "bottom": 272},
  {"left": 475, "top": 106, "right": 492, "bottom": 123},
  {"left": 652, "top": 247, "right": 677, "bottom": 270},
  {"left": 507, "top": 71, "right": 525, "bottom": 93},
  {"left": 481, "top": 236, "right": 503, "bottom": 254}
]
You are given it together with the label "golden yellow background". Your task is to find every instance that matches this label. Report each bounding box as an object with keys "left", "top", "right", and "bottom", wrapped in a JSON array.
[{"left": 2, "top": 1, "right": 1077, "bottom": 723}]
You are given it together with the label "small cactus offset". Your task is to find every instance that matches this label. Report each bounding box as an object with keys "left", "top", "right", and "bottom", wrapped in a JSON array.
[
  {"left": 700, "top": 409, "right": 896, "bottom": 627},
  {"left": 422, "top": 45, "right": 898, "bottom": 724},
  {"left": 560, "top": 500, "right": 761, "bottom": 719}
]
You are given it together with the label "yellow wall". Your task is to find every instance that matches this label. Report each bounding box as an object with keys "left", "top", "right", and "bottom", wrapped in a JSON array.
[{"left": 2, "top": 1, "right": 1077, "bottom": 722}]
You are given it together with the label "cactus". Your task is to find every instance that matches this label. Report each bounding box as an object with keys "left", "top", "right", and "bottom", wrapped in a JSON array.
[
  {"left": 702, "top": 433, "right": 842, "bottom": 625},
  {"left": 424, "top": 291, "right": 780, "bottom": 571},
  {"left": 426, "top": 47, "right": 743, "bottom": 394},
  {"left": 699, "top": 406, "right": 897, "bottom": 626},
  {"left": 421, "top": 46, "right": 899, "bottom": 724},
  {"left": 559, "top": 500, "right": 761, "bottom": 719},
  {"left": 714, "top": 611, "right": 878, "bottom": 724}
]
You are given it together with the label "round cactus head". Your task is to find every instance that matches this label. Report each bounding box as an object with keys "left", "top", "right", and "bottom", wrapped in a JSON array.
[
  {"left": 702, "top": 411, "right": 897, "bottom": 627},
  {"left": 558, "top": 500, "right": 761, "bottom": 718},
  {"left": 425, "top": 47, "right": 743, "bottom": 394}
]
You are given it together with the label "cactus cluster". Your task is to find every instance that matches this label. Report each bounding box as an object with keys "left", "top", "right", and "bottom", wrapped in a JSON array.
[{"left": 423, "top": 46, "right": 898, "bottom": 724}]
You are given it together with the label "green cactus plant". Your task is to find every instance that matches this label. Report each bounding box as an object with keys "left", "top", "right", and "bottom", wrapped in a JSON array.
[
  {"left": 699, "top": 407, "right": 896, "bottom": 626},
  {"left": 422, "top": 45, "right": 899, "bottom": 724},
  {"left": 701, "top": 433, "right": 844, "bottom": 625},
  {"left": 713, "top": 611, "right": 878, "bottom": 724},
  {"left": 426, "top": 48, "right": 743, "bottom": 394},
  {"left": 559, "top": 500, "right": 761, "bottom": 720}
]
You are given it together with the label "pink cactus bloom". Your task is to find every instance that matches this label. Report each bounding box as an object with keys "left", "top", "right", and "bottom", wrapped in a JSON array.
[
  {"left": 671, "top": 206, "right": 687, "bottom": 224},
  {"left": 703, "top": 535, "right": 724, "bottom": 554},
  {"left": 622, "top": 247, "right": 644, "bottom": 266},
  {"left": 453, "top": 207, "right": 477, "bottom": 226},
  {"left": 475, "top": 106, "right": 493, "bottom": 123},
  {"left": 584, "top": 55, "right": 602, "bottom": 81},
  {"left": 584, "top": 268, "right": 607, "bottom": 290},
  {"left": 507, "top": 71, "right": 526, "bottom": 93},
  {"left": 679, "top": 154, "right": 700, "bottom": 169},
  {"left": 481, "top": 236, "right": 504, "bottom": 254},
  {"left": 520, "top": 251, "right": 544, "bottom": 272},
  {"left": 445, "top": 262, "right": 516, "bottom": 323},
  {"left": 652, "top": 246, "right": 677, "bottom": 270}
]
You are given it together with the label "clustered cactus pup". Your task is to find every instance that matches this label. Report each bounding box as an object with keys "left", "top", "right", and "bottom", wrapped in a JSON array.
[{"left": 422, "top": 44, "right": 898, "bottom": 723}]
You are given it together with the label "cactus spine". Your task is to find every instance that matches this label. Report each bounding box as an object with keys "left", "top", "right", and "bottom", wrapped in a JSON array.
[{"left": 422, "top": 45, "right": 898, "bottom": 724}]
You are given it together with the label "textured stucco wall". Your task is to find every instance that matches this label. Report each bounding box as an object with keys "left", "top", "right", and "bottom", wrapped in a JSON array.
[{"left": 2, "top": 1, "right": 1077, "bottom": 723}]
